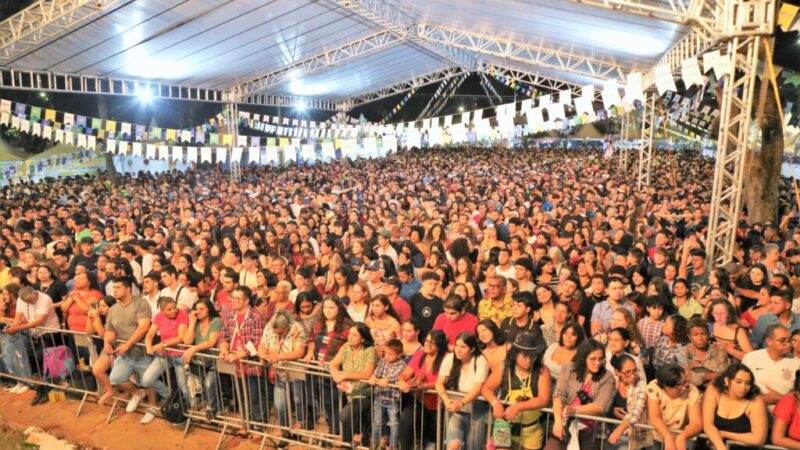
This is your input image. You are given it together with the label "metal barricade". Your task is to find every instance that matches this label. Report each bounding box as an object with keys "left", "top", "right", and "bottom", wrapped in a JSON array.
[{"left": 0, "top": 327, "right": 793, "bottom": 450}]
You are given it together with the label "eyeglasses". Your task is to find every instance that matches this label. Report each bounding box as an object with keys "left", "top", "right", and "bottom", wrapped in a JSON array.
[{"left": 620, "top": 369, "right": 638, "bottom": 377}]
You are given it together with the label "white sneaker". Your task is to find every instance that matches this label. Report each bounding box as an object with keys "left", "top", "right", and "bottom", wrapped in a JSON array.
[
  {"left": 125, "top": 392, "right": 145, "bottom": 413},
  {"left": 5, "top": 383, "right": 22, "bottom": 392},
  {"left": 13, "top": 385, "right": 30, "bottom": 395},
  {"left": 140, "top": 409, "right": 157, "bottom": 424}
]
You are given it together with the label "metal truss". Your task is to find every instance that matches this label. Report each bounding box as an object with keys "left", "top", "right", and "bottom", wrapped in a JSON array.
[
  {"left": 637, "top": 92, "right": 656, "bottom": 190},
  {"left": 417, "top": 24, "right": 631, "bottom": 83},
  {"left": 705, "top": 0, "right": 775, "bottom": 264},
  {"left": 705, "top": 36, "right": 762, "bottom": 265},
  {"left": 344, "top": 66, "right": 467, "bottom": 107},
  {"left": 566, "top": 0, "right": 719, "bottom": 33},
  {"left": 0, "top": 66, "right": 337, "bottom": 109},
  {"left": 335, "top": 0, "right": 478, "bottom": 70},
  {"left": 0, "top": 0, "right": 119, "bottom": 63},
  {"left": 619, "top": 111, "right": 631, "bottom": 170},
  {"left": 237, "top": 31, "right": 403, "bottom": 98},
  {"left": 481, "top": 63, "right": 602, "bottom": 102}
]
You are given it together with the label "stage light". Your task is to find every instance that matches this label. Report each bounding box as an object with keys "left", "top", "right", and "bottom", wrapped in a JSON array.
[
  {"left": 459, "top": 106, "right": 464, "bottom": 112},
  {"left": 296, "top": 100, "right": 307, "bottom": 112},
  {"left": 137, "top": 87, "right": 153, "bottom": 104}
]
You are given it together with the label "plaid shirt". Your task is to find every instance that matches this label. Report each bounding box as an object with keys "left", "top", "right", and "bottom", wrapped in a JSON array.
[
  {"left": 309, "top": 318, "right": 353, "bottom": 363},
  {"left": 220, "top": 307, "right": 266, "bottom": 377},
  {"left": 636, "top": 317, "right": 663, "bottom": 350},
  {"left": 373, "top": 358, "right": 406, "bottom": 402}
]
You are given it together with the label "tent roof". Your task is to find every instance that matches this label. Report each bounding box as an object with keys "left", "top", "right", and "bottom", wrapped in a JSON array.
[
  {"left": 2, "top": 0, "right": 686, "bottom": 103},
  {"left": 0, "top": 137, "right": 27, "bottom": 161}
]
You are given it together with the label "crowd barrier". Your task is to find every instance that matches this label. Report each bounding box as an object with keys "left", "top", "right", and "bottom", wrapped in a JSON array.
[{"left": 0, "top": 326, "right": 788, "bottom": 450}]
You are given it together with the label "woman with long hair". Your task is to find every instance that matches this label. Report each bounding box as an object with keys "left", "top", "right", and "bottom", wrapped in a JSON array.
[
  {"left": 605, "top": 354, "right": 651, "bottom": 450},
  {"left": 400, "top": 319, "right": 423, "bottom": 362},
  {"left": 347, "top": 280, "right": 372, "bottom": 323},
  {"left": 703, "top": 363, "right": 767, "bottom": 450},
  {"left": 706, "top": 299, "right": 753, "bottom": 361},
  {"left": 436, "top": 332, "right": 489, "bottom": 450},
  {"left": 398, "top": 330, "right": 448, "bottom": 448},
  {"left": 86, "top": 295, "right": 117, "bottom": 405},
  {"left": 543, "top": 322, "right": 586, "bottom": 383},
  {"left": 365, "top": 294, "right": 402, "bottom": 355},
  {"left": 476, "top": 318, "right": 507, "bottom": 371},
  {"left": 545, "top": 339, "right": 615, "bottom": 450},
  {"left": 182, "top": 298, "right": 223, "bottom": 416},
  {"left": 330, "top": 323, "right": 377, "bottom": 446}
]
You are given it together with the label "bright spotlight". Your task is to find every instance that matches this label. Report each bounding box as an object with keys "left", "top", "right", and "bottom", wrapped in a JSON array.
[
  {"left": 296, "top": 100, "right": 307, "bottom": 112},
  {"left": 136, "top": 87, "right": 153, "bottom": 104},
  {"left": 458, "top": 106, "right": 464, "bottom": 112}
]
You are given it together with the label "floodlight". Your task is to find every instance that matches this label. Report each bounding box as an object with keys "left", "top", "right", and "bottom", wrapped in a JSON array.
[
  {"left": 296, "top": 100, "right": 307, "bottom": 112},
  {"left": 137, "top": 87, "right": 153, "bottom": 103}
]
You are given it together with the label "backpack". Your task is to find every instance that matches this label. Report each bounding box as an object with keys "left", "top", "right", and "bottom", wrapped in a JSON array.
[
  {"left": 42, "top": 346, "right": 75, "bottom": 380},
  {"left": 160, "top": 388, "right": 187, "bottom": 424}
]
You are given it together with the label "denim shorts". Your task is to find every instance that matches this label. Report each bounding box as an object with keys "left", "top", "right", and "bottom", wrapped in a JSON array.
[{"left": 109, "top": 354, "right": 154, "bottom": 386}]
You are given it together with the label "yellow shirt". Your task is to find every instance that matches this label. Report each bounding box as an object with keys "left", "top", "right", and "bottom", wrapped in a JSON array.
[
  {"left": 0, "top": 266, "right": 10, "bottom": 289},
  {"left": 478, "top": 295, "right": 514, "bottom": 327}
]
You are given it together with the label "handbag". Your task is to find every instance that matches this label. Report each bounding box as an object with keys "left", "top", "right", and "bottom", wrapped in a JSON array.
[
  {"left": 42, "top": 346, "right": 76, "bottom": 380},
  {"left": 492, "top": 419, "right": 513, "bottom": 449}
]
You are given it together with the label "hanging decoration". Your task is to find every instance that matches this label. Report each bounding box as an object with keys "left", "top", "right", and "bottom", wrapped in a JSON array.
[{"left": 380, "top": 89, "right": 416, "bottom": 124}]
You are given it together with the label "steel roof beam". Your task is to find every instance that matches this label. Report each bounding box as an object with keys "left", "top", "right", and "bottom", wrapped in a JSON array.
[
  {"left": 417, "top": 24, "right": 632, "bottom": 83},
  {"left": 343, "top": 66, "right": 468, "bottom": 107},
  {"left": 0, "top": 66, "right": 338, "bottom": 109},
  {"left": 335, "top": 0, "right": 479, "bottom": 70},
  {"left": 237, "top": 30, "right": 404, "bottom": 98},
  {"left": 0, "top": 0, "right": 120, "bottom": 64}
]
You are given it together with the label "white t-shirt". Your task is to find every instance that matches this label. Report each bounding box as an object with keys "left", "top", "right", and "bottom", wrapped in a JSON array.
[
  {"left": 496, "top": 265, "right": 516, "bottom": 280},
  {"left": 743, "top": 349, "right": 800, "bottom": 408},
  {"left": 439, "top": 352, "right": 489, "bottom": 412},
  {"left": 159, "top": 285, "right": 198, "bottom": 311},
  {"left": 16, "top": 291, "right": 60, "bottom": 337}
]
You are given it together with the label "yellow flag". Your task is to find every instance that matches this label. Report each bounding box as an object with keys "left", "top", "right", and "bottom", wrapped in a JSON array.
[
  {"left": 222, "top": 134, "right": 233, "bottom": 146},
  {"left": 105, "top": 120, "right": 116, "bottom": 132},
  {"left": 779, "top": 4, "right": 799, "bottom": 30},
  {"left": 45, "top": 109, "right": 56, "bottom": 122},
  {"left": 279, "top": 137, "right": 289, "bottom": 148},
  {"left": 166, "top": 128, "right": 177, "bottom": 141}
]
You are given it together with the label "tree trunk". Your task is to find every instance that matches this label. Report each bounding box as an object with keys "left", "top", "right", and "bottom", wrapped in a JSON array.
[
  {"left": 744, "top": 49, "right": 783, "bottom": 225},
  {"left": 97, "top": 96, "right": 119, "bottom": 185}
]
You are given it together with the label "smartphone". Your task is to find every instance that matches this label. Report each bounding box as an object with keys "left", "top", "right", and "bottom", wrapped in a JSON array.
[{"left": 89, "top": 303, "right": 97, "bottom": 310}]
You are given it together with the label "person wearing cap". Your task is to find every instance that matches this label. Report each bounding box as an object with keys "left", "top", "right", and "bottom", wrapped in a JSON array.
[
  {"left": 382, "top": 277, "right": 411, "bottom": 323},
  {"left": 376, "top": 229, "right": 398, "bottom": 268},
  {"left": 258, "top": 309, "right": 307, "bottom": 441},
  {"left": 482, "top": 331, "right": 551, "bottom": 450},
  {"left": 364, "top": 261, "right": 385, "bottom": 297}
]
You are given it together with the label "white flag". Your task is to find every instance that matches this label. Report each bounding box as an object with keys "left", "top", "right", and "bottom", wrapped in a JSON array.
[
  {"left": 655, "top": 65, "right": 677, "bottom": 95},
  {"left": 158, "top": 145, "right": 169, "bottom": 160},
  {"left": 132, "top": 142, "right": 143, "bottom": 157},
  {"left": 681, "top": 57, "right": 704, "bottom": 87},
  {"left": 107, "top": 139, "right": 117, "bottom": 154},
  {"left": 146, "top": 144, "right": 157, "bottom": 159},
  {"left": 171, "top": 146, "right": 183, "bottom": 161},
  {"left": 231, "top": 146, "right": 243, "bottom": 164},
  {"left": 216, "top": 147, "right": 228, "bottom": 164},
  {"left": 187, "top": 147, "right": 198, "bottom": 162},
  {"left": 200, "top": 147, "right": 212, "bottom": 163}
]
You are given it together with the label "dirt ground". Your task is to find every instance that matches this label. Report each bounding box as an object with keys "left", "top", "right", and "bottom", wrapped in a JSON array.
[{"left": 0, "top": 389, "right": 309, "bottom": 450}]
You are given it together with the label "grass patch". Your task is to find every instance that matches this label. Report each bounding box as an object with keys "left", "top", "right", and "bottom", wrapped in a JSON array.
[{"left": 0, "top": 426, "right": 38, "bottom": 449}]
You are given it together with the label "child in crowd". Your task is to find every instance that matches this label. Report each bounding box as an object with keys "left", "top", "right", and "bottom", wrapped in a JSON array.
[{"left": 370, "top": 339, "right": 407, "bottom": 450}]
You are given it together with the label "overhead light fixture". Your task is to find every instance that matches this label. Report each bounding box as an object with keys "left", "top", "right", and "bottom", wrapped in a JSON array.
[
  {"left": 137, "top": 87, "right": 153, "bottom": 104},
  {"left": 296, "top": 100, "right": 307, "bottom": 112}
]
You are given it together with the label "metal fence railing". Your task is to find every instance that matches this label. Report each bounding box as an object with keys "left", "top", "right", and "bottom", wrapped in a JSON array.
[{"left": 0, "top": 326, "right": 789, "bottom": 450}]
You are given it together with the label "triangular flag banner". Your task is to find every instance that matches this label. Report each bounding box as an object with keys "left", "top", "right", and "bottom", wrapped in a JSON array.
[
  {"left": 237, "top": 135, "right": 247, "bottom": 148},
  {"left": 681, "top": 57, "right": 704, "bottom": 88},
  {"left": 216, "top": 147, "right": 227, "bottom": 164},
  {"left": 200, "top": 147, "right": 212, "bottom": 163},
  {"left": 655, "top": 65, "right": 677, "bottom": 95},
  {"left": 77, "top": 133, "right": 87, "bottom": 148},
  {"left": 601, "top": 80, "right": 622, "bottom": 110},
  {"left": 231, "top": 146, "right": 242, "bottom": 164},
  {"left": 118, "top": 141, "right": 129, "bottom": 155},
  {"left": 105, "top": 120, "right": 116, "bottom": 132},
  {"left": 559, "top": 90, "right": 572, "bottom": 106},
  {"left": 63, "top": 113, "right": 74, "bottom": 125},
  {"left": 171, "top": 146, "right": 183, "bottom": 161},
  {"left": 107, "top": 139, "right": 117, "bottom": 154},
  {"left": 624, "top": 72, "right": 645, "bottom": 106},
  {"left": 132, "top": 142, "right": 143, "bottom": 157},
  {"left": 87, "top": 136, "right": 96, "bottom": 150},
  {"left": 158, "top": 145, "right": 169, "bottom": 160},
  {"left": 248, "top": 147, "right": 260, "bottom": 164},
  {"left": 187, "top": 147, "right": 198, "bottom": 162},
  {"left": 146, "top": 144, "right": 157, "bottom": 159}
]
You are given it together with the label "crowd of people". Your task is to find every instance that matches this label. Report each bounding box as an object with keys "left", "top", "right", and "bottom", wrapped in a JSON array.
[{"left": 1, "top": 145, "right": 800, "bottom": 450}]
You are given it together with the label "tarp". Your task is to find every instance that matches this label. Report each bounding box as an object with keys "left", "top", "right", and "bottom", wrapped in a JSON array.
[
  {"left": 0, "top": 137, "right": 27, "bottom": 161},
  {"left": 573, "top": 123, "right": 604, "bottom": 139}
]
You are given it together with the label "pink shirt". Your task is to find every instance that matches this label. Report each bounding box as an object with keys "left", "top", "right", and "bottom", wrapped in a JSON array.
[
  {"left": 432, "top": 312, "right": 479, "bottom": 346},
  {"left": 153, "top": 309, "right": 190, "bottom": 356}
]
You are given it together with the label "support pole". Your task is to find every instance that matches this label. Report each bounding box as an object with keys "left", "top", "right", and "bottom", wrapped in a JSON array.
[
  {"left": 224, "top": 88, "right": 242, "bottom": 184},
  {"left": 705, "top": 0, "right": 775, "bottom": 264},
  {"left": 619, "top": 112, "right": 630, "bottom": 171},
  {"left": 637, "top": 93, "right": 656, "bottom": 190},
  {"left": 705, "top": 35, "right": 762, "bottom": 265}
]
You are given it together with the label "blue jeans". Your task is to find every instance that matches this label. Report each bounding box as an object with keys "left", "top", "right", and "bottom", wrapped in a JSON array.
[
  {"left": 445, "top": 401, "right": 488, "bottom": 450},
  {"left": 190, "top": 363, "right": 220, "bottom": 415},
  {"left": 141, "top": 355, "right": 185, "bottom": 399},
  {"left": 310, "top": 375, "right": 341, "bottom": 435},
  {"left": 109, "top": 354, "right": 166, "bottom": 396},
  {"left": 274, "top": 377, "right": 306, "bottom": 428},
  {"left": 235, "top": 374, "right": 266, "bottom": 427},
  {"left": 372, "top": 397, "right": 401, "bottom": 449},
  {"left": 1, "top": 332, "right": 33, "bottom": 384}
]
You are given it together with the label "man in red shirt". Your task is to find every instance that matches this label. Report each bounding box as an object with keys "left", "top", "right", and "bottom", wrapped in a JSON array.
[
  {"left": 432, "top": 296, "right": 479, "bottom": 351},
  {"left": 383, "top": 277, "right": 411, "bottom": 323}
]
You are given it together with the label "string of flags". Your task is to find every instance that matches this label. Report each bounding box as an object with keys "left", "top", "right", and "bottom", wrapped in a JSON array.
[
  {"left": 428, "top": 73, "right": 471, "bottom": 119},
  {"left": 380, "top": 89, "right": 416, "bottom": 124}
]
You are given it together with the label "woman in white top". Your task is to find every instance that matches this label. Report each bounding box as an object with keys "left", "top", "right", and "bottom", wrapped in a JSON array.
[
  {"left": 436, "top": 332, "right": 489, "bottom": 450},
  {"left": 346, "top": 280, "right": 371, "bottom": 323},
  {"left": 543, "top": 322, "right": 585, "bottom": 384}
]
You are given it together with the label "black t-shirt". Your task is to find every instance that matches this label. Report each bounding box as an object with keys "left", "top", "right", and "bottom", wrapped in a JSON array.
[
  {"left": 579, "top": 295, "right": 603, "bottom": 336},
  {"left": 38, "top": 280, "right": 68, "bottom": 304},
  {"left": 409, "top": 292, "right": 443, "bottom": 339},
  {"left": 501, "top": 316, "right": 543, "bottom": 345}
]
